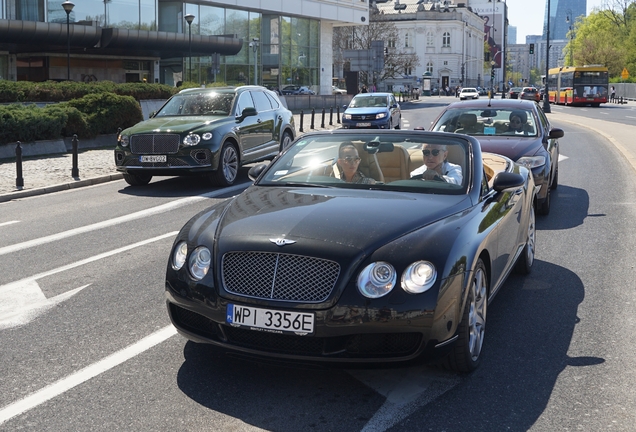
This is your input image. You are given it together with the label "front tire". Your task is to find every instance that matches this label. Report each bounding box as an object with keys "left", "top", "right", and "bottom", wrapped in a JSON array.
[
  {"left": 445, "top": 259, "right": 488, "bottom": 373},
  {"left": 395, "top": 117, "right": 401, "bottom": 129},
  {"left": 280, "top": 131, "right": 293, "bottom": 152},
  {"left": 550, "top": 162, "right": 559, "bottom": 190},
  {"left": 515, "top": 207, "right": 536, "bottom": 275},
  {"left": 212, "top": 142, "right": 239, "bottom": 187},
  {"left": 123, "top": 172, "right": 152, "bottom": 186}
]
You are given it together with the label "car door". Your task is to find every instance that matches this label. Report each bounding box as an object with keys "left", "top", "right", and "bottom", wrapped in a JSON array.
[
  {"left": 233, "top": 91, "right": 260, "bottom": 153},
  {"left": 245, "top": 90, "right": 277, "bottom": 160},
  {"left": 536, "top": 106, "right": 558, "bottom": 179}
]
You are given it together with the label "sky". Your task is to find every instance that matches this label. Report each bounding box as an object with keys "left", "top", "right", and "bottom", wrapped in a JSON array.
[{"left": 506, "top": 0, "right": 604, "bottom": 43}]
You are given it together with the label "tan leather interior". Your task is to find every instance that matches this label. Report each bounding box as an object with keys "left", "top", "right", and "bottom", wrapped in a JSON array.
[
  {"left": 455, "top": 113, "right": 482, "bottom": 134},
  {"left": 351, "top": 141, "right": 385, "bottom": 182},
  {"left": 376, "top": 145, "right": 410, "bottom": 182}
]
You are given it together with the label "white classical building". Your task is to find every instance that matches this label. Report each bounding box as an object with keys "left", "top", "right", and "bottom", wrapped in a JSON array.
[{"left": 373, "top": 0, "right": 486, "bottom": 91}]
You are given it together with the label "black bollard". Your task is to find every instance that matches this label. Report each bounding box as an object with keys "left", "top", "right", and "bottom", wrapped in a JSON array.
[
  {"left": 71, "top": 134, "right": 79, "bottom": 178},
  {"left": 337, "top": 105, "right": 341, "bottom": 124},
  {"left": 321, "top": 108, "right": 325, "bottom": 128},
  {"left": 299, "top": 110, "right": 304, "bottom": 132},
  {"left": 15, "top": 141, "right": 24, "bottom": 189},
  {"left": 329, "top": 107, "right": 333, "bottom": 126},
  {"left": 310, "top": 108, "right": 315, "bottom": 129}
]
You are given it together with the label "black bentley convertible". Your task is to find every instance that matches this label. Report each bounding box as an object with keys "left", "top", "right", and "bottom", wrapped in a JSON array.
[{"left": 165, "top": 130, "right": 536, "bottom": 372}]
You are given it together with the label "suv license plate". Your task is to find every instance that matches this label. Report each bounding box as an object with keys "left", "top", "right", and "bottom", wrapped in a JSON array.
[
  {"left": 227, "top": 304, "right": 314, "bottom": 335},
  {"left": 140, "top": 155, "right": 167, "bottom": 163}
]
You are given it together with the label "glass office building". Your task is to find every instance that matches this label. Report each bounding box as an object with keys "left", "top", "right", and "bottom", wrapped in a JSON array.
[
  {"left": 543, "top": 0, "right": 586, "bottom": 41},
  {"left": 0, "top": 0, "right": 366, "bottom": 91}
]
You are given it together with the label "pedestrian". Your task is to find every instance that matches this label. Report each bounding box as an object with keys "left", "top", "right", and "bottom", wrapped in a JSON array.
[{"left": 611, "top": 86, "right": 616, "bottom": 103}]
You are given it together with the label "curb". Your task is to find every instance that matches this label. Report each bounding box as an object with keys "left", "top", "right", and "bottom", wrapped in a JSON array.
[{"left": 0, "top": 173, "right": 123, "bottom": 203}]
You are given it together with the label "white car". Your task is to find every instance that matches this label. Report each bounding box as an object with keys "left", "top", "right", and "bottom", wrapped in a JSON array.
[
  {"left": 332, "top": 85, "right": 347, "bottom": 95},
  {"left": 459, "top": 88, "right": 480, "bottom": 100}
]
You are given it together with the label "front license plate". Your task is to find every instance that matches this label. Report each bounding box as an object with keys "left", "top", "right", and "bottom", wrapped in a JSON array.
[
  {"left": 356, "top": 122, "right": 371, "bottom": 127},
  {"left": 226, "top": 304, "right": 314, "bottom": 335},
  {"left": 140, "top": 155, "right": 166, "bottom": 163}
]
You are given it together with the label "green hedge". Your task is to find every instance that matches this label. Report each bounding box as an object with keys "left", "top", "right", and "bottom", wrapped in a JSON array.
[
  {"left": 0, "top": 80, "right": 177, "bottom": 103},
  {"left": 0, "top": 93, "right": 143, "bottom": 145}
]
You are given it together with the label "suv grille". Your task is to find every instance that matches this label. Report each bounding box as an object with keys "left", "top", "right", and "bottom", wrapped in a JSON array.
[
  {"left": 222, "top": 252, "right": 340, "bottom": 303},
  {"left": 131, "top": 134, "right": 180, "bottom": 154}
]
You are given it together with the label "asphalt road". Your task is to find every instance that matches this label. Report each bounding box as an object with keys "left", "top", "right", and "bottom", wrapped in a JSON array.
[{"left": 1, "top": 100, "right": 636, "bottom": 431}]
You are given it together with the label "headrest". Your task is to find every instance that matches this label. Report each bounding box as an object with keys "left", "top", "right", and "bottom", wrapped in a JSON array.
[
  {"left": 509, "top": 110, "right": 527, "bottom": 123},
  {"left": 458, "top": 113, "right": 477, "bottom": 127}
]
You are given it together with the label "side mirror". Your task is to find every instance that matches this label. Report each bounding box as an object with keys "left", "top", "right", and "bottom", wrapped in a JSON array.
[
  {"left": 492, "top": 172, "right": 525, "bottom": 192},
  {"left": 237, "top": 107, "right": 257, "bottom": 121},
  {"left": 248, "top": 163, "right": 269, "bottom": 181},
  {"left": 548, "top": 128, "right": 564, "bottom": 139},
  {"left": 149, "top": 111, "right": 156, "bottom": 118}
]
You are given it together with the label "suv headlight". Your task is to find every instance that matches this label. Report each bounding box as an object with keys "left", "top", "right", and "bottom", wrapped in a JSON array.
[
  {"left": 183, "top": 134, "right": 201, "bottom": 146},
  {"left": 375, "top": 113, "right": 387, "bottom": 119},
  {"left": 118, "top": 134, "right": 129, "bottom": 147}
]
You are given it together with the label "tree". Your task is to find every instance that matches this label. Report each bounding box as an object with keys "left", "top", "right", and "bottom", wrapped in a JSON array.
[
  {"left": 569, "top": 11, "right": 626, "bottom": 76},
  {"left": 333, "top": 19, "right": 420, "bottom": 89}
]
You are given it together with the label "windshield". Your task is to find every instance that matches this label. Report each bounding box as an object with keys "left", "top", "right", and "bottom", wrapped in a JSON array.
[
  {"left": 155, "top": 92, "right": 235, "bottom": 117},
  {"left": 349, "top": 95, "right": 388, "bottom": 108},
  {"left": 431, "top": 108, "right": 538, "bottom": 137},
  {"left": 258, "top": 133, "right": 469, "bottom": 194}
]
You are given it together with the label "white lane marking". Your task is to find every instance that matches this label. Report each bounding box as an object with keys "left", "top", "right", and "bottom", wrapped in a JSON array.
[
  {"left": 0, "top": 283, "right": 90, "bottom": 330},
  {"left": 559, "top": 154, "right": 569, "bottom": 162},
  {"left": 0, "top": 220, "right": 20, "bottom": 227},
  {"left": 0, "top": 182, "right": 247, "bottom": 257},
  {"left": 0, "top": 232, "right": 178, "bottom": 297},
  {"left": 0, "top": 325, "right": 177, "bottom": 425},
  {"left": 349, "top": 367, "right": 460, "bottom": 432},
  {"left": 626, "top": 116, "right": 636, "bottom": 119}
]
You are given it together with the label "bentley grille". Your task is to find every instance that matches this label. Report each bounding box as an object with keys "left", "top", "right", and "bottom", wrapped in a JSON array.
[
  {"left": 130, "top": 134, "right": 180, "bottom": 154},
  {"left": 222, "top": 252, "right": 340, "bottom": 302}
]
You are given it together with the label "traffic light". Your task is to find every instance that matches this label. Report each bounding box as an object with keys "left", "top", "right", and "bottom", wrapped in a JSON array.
[
  {"left": 529, "top": 43, "right": 535, "bottom": 54},
  {"left": 491, "top": 67, "right": 495, "bottom": 80}
]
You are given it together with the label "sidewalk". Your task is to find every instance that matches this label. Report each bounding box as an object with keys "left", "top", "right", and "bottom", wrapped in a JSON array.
[{"left": 0, "top": 112, "right": 341, "bottom": 203}]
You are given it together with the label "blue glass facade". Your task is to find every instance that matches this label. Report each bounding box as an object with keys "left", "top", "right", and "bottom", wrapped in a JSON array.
[{"left": 543, "top": 0, "right": 586, "bottom": 40}]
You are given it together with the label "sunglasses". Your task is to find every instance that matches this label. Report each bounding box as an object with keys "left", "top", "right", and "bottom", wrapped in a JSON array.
[
  {"left": 422, "top": 149, "right": 443, "bottom": 156},
  {"left": 341, "top": 156, "right": 361, "bottom": 163}
]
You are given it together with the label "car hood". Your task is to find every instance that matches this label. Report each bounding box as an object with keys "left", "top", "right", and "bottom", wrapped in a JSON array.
[
  {"left": 124, "top": 116, "right": 228, "bottom": 134},
  {"left": 473, "top": 136, "right": 541, "bottom": 160},
  {"left": 202, "top": 187, "right": 471, "bottom": 258}
]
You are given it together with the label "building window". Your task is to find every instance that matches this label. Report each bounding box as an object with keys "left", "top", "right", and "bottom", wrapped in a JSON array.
[
  {"left": 444, "top": 61, "right": 448, "bottom": 66},
  {"left": 426, "top": 62, "right": 433, "bottom": 73},
  {"left": 388, "top": 38, "right": 396, "bottom": 48},
  {"left": 405, "top": 31, "right": 413, "bottom": 48},
  {"left": 442, "top": 32, "right": 450, "bottom": 47},
  {"left": 426, "top": 32, "right": 434, "bottom": 47}
]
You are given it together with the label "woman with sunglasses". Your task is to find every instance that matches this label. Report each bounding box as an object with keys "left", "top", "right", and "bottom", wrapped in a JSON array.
[
  {"left": 410, "top": 144, "right": 462, "bottom": 184},
  {"left": 506, "top": 110, "right": 533, "bottom": 135},
  {"left": 334, "top": 142, "right": 376, "bottom": 184}
]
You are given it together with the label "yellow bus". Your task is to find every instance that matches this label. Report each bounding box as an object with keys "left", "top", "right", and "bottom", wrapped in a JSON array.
[{"left": 547, "top": 65, "right": 609, "bottom": 106}]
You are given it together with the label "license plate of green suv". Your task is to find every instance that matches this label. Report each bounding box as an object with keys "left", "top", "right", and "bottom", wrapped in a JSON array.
[{"left": 140, "top": 155, "right": 167, "bottom": 163}]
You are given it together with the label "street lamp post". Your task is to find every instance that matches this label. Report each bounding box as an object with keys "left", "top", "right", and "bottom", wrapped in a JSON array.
[
  {"left": 62, "top": 1, "right": 74, "bottom": 81},
  {"left": 184, "top": 14, "right": 195, "bottom": 83},
  {"left": 566, "top": 9, "right": 574, "bottom": 66},
  {"left": 248, "top": 38, "right": 260, "bottom": 85},
  {"left": 543, "top": 0, "right": 551, "bottom": 113}
]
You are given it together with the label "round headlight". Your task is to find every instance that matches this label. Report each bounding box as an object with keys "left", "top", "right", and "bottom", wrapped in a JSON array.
[
  {"left": 172, "top": 241, "right": 188, "bottom": 270},
  {"left": 402, "top": 261, "right": 437, "bottom": 294},
  {"left": 183, "top": 134, "right": 201, "bottom": 146},
  {"left": 189, "top": 246, "right": 211, "bottom": 280},
  {"left": 202, "top": 132, "right": 213, "bottom": 141},
  {"left": 119, "top": 135, "right": 129, "bottom": 147},
  {"left": 357, "top": 262, "right": 396, "bottom": 298}
]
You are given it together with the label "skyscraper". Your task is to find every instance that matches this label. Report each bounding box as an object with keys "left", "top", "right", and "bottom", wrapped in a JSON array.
[{"left": 543, "top": 0, "right": 587, "bottom": 40}]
